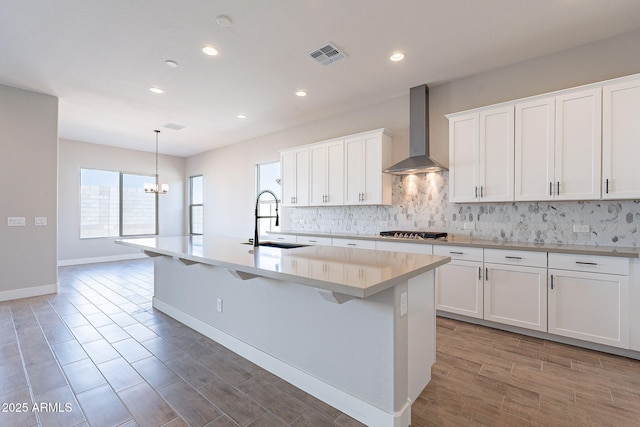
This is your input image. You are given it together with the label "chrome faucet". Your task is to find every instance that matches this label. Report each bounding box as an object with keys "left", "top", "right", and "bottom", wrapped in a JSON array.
[{"left": 254, "top": 190, "right": 279, "bottom": 247}]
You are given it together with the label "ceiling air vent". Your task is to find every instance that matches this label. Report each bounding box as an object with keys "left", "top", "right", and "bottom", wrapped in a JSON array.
[
  {"left": 308, "top": 43, "right": 346, "bottom": 66},
  {"left": 164, "top": 123, "right": 186, "bottom": 131}
]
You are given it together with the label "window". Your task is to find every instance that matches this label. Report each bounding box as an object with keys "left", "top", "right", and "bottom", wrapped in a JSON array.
[
  {"left": 80, "top": 168, "right": 156, "bottom": 238},
  {"left": 256, "top": 161, "right": 281, "bottom": 236},
  {"left": 189, "top": 175, "right": 204, "bottom": 235}
]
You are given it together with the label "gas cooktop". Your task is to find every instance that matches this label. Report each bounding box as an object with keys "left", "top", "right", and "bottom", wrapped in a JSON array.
[{"left": 380, "top": 231, "right": 448, "bottom": 240}]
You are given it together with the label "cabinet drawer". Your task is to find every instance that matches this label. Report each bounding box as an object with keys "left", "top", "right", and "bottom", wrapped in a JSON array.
[
  {"left": 434, "top": 245, "right": 483, "bottom": 262},
  {"left": 270, "top": 234, "right": 298, "bottom": 244},
  {"left": 548, "top": 253, "right": 629, "bottom": 276},
  {"left": 485, "top": 249, "right": 547, "bottom": 268},
  {"left": 297, "top": 236, "right": 332, "bottom": 246},
  {"left": 375, "top": 240, "right": 433, "bottom": 254},
  {"left": 332, "top": 238, "right": 377, "bottom": 250}
]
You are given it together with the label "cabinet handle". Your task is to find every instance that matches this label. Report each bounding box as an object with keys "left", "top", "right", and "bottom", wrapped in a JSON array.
[
  {"left": 449, "top": 251, "right": 464, "bottom": 255},
  {"left": 347, "top": 243, "right": 357, "bottom": 246},
  {"left": 485, "top": 268, "right": 489, "bottom": 281},
  {"left": 505, "top": 256, "right": 522, "bottom": 260},
  {"left": 549, "top": 182, "right": 552, "bottom": 196},
  {"left": 575, "top": 261, "right": 598, "bottom": 266},
  {"left": 309, "top": 240, "right": 317, "bottom": 243},
  {"left": 606, "top": 178, "right": 609, "bottom": 194},
  {"left": 475, "top": 186, "right": 478, "bottom": 198},
  {"left": 550, "top": 274, "right": 554, "bottom": 290},
  {"left": 478, "top": 267, "right": 482, "bottom": 280},
  {"left": 557, "top": 181, "right": 560, "bottom": 195},
  {"left": 480, "top": 186, "right": 484, "bottom": 198}
]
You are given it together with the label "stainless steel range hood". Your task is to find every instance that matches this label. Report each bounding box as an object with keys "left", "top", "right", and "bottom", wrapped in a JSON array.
[{"left": 384, "top": 84, "right": 447, "bottom": 175}]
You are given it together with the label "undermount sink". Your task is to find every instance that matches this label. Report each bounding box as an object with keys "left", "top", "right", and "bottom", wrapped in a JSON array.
[{"left": 242, "top": 241, "right": 310, "bottom": 249}]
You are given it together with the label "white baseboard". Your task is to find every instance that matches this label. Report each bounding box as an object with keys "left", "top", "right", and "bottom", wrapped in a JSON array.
[
  {"left": 153, "top": 297, "right": 411, "bottom": 427},
  {"left": 58, "top": 252, "right": 147, "bottom": 267},
  {"left": 0, "top": 283, "right": 58, "bottom": 302}
]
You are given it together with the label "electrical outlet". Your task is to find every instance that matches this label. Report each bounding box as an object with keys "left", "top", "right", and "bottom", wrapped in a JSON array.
[
  {"left": 380, "top": 220, "right": 388, "bottom": 227},
  {"left": 573, "top": 224, "right": 589, "bottom": 233},
  {"left": 463, "top": 222, "right": 475, "bottom": 230},
  {"left": 8, "top": 217, "right": 26, "bottom": 227},
  {"left": 35, "top": 217, "right": 47, "bottom": 226},
  {"left": 400, "top": 292, "right": 408, "bottom": 317},
  {"left": 216, "top": 298, "right": 223, "bottom": 313}
]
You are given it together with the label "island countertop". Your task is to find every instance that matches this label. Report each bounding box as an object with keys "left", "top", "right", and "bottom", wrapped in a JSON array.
[{"left": 117, "top": 236, "right": 450, "bottom": 298}]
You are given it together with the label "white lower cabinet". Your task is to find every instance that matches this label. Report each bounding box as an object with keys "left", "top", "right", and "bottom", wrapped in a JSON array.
[
  {"left": 548, "top": 253, "right": 630, "bottom": 349},
  {"left": 484, "top": 251, "right": 547, "bottom": 331},
  {"left": 434, "top": 246, "right": 484, "bottom": 319}
]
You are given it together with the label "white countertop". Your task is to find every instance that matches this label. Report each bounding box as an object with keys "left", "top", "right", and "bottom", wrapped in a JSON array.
[
  {"left": 117, "top": 236, "right": 450, "bottom": 298},
  {"left": 271, "top": 231, "right": 640, "bottom": 258}
]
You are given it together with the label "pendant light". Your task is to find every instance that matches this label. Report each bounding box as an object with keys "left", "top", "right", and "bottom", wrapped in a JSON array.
[{"left": 144, "top": 130, "right": 169, "bottom": 194}]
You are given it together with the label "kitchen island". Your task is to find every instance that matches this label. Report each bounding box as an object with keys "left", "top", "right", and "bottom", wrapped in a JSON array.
[{"left": 117, "top": 236, "right": 450, "bottom": 427}]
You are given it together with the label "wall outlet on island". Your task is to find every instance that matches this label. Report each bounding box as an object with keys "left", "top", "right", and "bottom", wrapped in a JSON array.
[
  {"left": 573, "top": 224, "right": 590, "bottom": 233},
  {"left": 463, "top": 222, "right": 475, "bottom": 230},
  {"left": 216, "top": 298, "right": 223, "bottom": 313}
]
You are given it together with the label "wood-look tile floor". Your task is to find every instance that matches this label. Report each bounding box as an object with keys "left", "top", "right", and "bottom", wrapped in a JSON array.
[{"left": 0, "top": 259, "right": 638, "bottom": 426}]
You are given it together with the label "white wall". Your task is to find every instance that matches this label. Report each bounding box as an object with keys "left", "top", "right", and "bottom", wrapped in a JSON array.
[
  {"left": 186, "top": 29, "right": 640, "bottom": 239},
  {"left": 0, "top": 84, "right": 58, "bottom": 300},
  {"left": 186, "top": 96, "right": 410, "bottom": 239},
  {"left": 58, "top": 138, "right": 186, "bottom": 264},
  {"left": 429, "top": 29, "right": 640, "bottom": 166}
]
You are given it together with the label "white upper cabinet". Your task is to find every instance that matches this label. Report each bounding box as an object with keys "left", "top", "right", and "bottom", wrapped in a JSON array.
[
  {"left": 309, "top": 139, "right": 344, "bottom": 206},
  {"left": 448, "top": 112, "right": 478, "bottom": 202},
  {"left": 480, "top": 106, "right": 514, "bottom": 202},
  {"left": 602, "top": 77, "right": 640, "bottom": 199},
  {"left": 554, "top": 88, "right": 602, "bottom": 200},
  {"left": 449, "top": 106, "right": 514, "bottom": 203},
  {"left": 515, "top": 88, "right": 601, "bottom": 201},
  {"left": 281, "top": 147, "right": 309, "bottom": 207},
  {"left": 281, "top": 128, "right": 392, "bottom": 207},
  {"left": 515, "top": 96, "right": 556, "bottom": 201},
  {"left": 344, "top": 129, "right": 392, "bottom": 205}
]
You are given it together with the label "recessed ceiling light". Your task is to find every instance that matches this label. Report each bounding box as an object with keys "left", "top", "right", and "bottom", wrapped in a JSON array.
[
  {"left": 149, "top": 86, "right": 164, "bottom": 94},
  {"left": 237, "top": 114, "right": 247, "bottom": 119},
  {"left": 165, "top": 60, "right": 178, "bottom": 68},
  {"left": 295, "top": 90, "right": 308, "bottom": 97},
  {"left": 390, "top": 52, "right": 405, "bottom": 62},
  {"left": 202, "top": 45, "right": 218, "bottom": 56},
  {"left": 216, "top": 15, "right": 232, "bottom": 27}
]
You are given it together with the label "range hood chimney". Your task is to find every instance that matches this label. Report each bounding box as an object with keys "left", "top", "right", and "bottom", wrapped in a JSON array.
[{"left": 383, "top": 84, "right": 447, "bottom": 175}]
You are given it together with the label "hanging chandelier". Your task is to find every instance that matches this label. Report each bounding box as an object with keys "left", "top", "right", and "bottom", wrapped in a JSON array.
[{"left": 144, "top": 130, "right": 169, "bottom": 194}]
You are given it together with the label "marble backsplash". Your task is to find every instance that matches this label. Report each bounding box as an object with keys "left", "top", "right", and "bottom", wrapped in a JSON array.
[{"left": 282, "top": 172, "right": 640, "bottom": 247}]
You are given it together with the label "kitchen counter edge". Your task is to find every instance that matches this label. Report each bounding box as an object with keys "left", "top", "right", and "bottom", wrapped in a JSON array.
[{"left": 269, "top": 231, "right": 640, "bottom": 258}]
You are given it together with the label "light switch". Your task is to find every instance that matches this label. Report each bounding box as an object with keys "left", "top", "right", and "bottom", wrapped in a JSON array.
[
  {"left": 8, "top": 217, "right": 26, "bottom": 227},
  {"left": 35, "top": 217, "right": 47, "bottom": 226}
]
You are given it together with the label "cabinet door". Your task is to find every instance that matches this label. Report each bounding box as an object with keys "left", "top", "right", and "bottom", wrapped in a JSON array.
[
  {"left": 344, "top": 136, "right": 364, "bottom": 204},
  {"left": 548, "top": 269, "right": 629, "bottom": 348},
  {"left": 449, "top": 113, "right": 479, "bottom": 202},
  {"left": 362, "top": 132, "right": 383, "bottom": 204},
  {"left": 554, "top": 88, "right": 602, "bottom": 200},
  {"left": 325, "top": 140, "right": 344, "bottom": 205},
  {"left": 435, "top": 260, "right": 483, "bottom": 319},
  {"left": 281, "top": 150, "right": 297, "bottom": 207},
  {"left": 294, "top": 148, "right": 310, "bottom": 206},
  {"left": 309, "top": 144, "right": 327, "bottom": 206},
  {"left": 484, "top": 263, "right": 547, "bottom": 331},
  {"left": 602, "top": 78, "right": 640, "bottom": 199},
  {"left": 515, "top": 97, "right": 555, "bottom": 201},
  {"left": 480, "top": 106, "right": 514, "bottom": 202}
]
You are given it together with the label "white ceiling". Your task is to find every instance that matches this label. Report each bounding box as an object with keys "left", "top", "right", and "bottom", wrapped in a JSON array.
[{"left": 2, "top": 0, "right": 640, "bottom": 157}]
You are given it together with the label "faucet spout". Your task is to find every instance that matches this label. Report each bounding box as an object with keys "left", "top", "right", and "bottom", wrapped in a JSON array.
[{"left": 254, "top": 190, "right": 280, "bottom": 248}]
